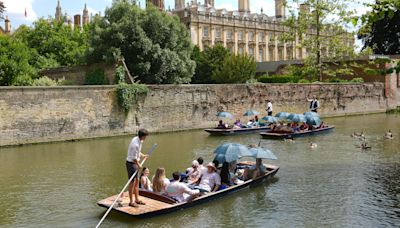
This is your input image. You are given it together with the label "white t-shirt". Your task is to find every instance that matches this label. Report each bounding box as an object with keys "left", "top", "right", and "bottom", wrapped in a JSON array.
[
  {"left": 166, "top": 181, "right": 199, "bottom": 202},
  {"left": 267, "top": 102, "right": 273, "bottom": 112},
  {"left": 127, "top": 136, "right": 142, "bottom": 162},
  {"left": 199, "top": 171, "right": 221, "bottom": 192},
  {"left": 198, "top": 165, "right": 207, "bottom": 176}
]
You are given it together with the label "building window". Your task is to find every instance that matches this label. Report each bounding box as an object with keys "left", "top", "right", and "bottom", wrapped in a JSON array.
[
  {"left": 297, "top": 48, "right": 302, "bottom": 59},
  {"left": 216, "top": 28, "right": 221, "bottom": 38},
  {"left": 227, "top": 30, "right": 233, "bottom": 40},
  {"left": 238, "top": 47, "right": 244, "bottom": 55},
  {"left": 203, "top": 26, "right": 209, "bottom": 38},
  {"left": 248, "top": 31, "right": 254, "bottom": 41},
  {"left": 249, "top": 47, "right": 254, "bottom": 57},
  {"left": 238, "top": 31, "right": 244, "bottom": 40},
  {"left": 278, "top": 47, "right": 284, "bottom": 60},
  {"left": 269, "top": 32, "right": 274, "bottom": 42},
  {"left": 259, "top": 48, "right": 264, "bottom": 62},
  {"left": 269, "top": 47, "right": 274, "bottom": 61},
  {"left": 259, "top": 32, "right": 265, "bottom": 42},
  {"left": 287, "top": 48, "right": 293, "bottom": 60}
]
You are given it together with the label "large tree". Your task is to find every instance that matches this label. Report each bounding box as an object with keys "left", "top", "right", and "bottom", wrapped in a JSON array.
[
  {"left": 212, "top": 54, "right": 256, "bottom": 84},
  {"left": 87, "top": 1, "right": 195, "bottom": 84},
  {"left": 358, "top": 0, "right": 400, "bottom": 55},
  {"left": 0, "top": 1, "right": 5, "bottom": 20},
  {"left": 282, "top": 0, "right": 357, "bottom": 81}
]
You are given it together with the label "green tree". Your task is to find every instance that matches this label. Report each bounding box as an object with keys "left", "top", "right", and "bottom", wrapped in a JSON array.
[
  {"left": 282, "top": 0, "right": 357, "bottom": 81},
  {"left": 358, "top": 0, "right": 400, "bottom": 55},
  {"left": 212, "top": 54, "right": 256, "bottom": 84},
  {"left": 14, "top": 18, "right": 88, "bottom": 68},
  {"left": 0, "top": 1, "right": 5, "bottom": 20},
  {"left": 87, "top": 2, "right": 195, "bottom": 84},
  {"left": 192, "top": 45, "right": 230, "bottom": 83},
  {"left": 0, "top": 36, "right": 36, "bottom": 86}
]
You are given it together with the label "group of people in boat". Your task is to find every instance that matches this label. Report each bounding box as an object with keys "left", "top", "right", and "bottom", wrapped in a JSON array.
[
  {"left": 270, "top": 121, "right": 326, "bottom": 134},
  {"left": 217, "top": 116, "right": 267, "bottom": 129},
  {"left": 126, "top": 129, "right": 267, "bottom": 207}
]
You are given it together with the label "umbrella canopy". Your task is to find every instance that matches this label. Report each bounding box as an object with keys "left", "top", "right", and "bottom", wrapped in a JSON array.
[
  {"left": 275, "top": 112, "right": 290, "bottom": 120},
  {"left": 287, "top": 113, "right": 307, "bottom": 123},
  {"left": 304, "top": 111, "right": 320, "bottom": 117},
  {"left": 261, "top": 116, "right": 279, "bottom": 123},
  {"left": 243, "top": 110, "right": 260, "bottom": 116},
  {"left": 216, "top": 112, "right": 234, "bottom": 119},
  {"left": 247, "top": 147, "right": 278, "bottom": 160},
  {"left": 306, "top": 115, "right": 322, "bottom": 126},
  {"left": 213, "top": 143, "right": 253, "bottom": 163}
]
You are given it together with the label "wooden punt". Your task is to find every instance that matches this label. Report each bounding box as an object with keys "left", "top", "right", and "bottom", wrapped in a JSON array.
[
  {"left": 204, "top": 126, "right": 271, "bottom": 136},
  {"left": 97, "top": 163, "right": 279, "bottom": 218},
  {"left": 259, "top": 125, "right": 335, "bottom": 139}
]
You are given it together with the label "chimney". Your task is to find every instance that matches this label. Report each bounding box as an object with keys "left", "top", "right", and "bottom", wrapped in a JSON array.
[
  {"left": 74, "top": 14, "right": 81, "bottom": 29},
  {"left": 275, "top": 0, "right": 285, "bottom": 18},
  {"left": 5, "top": 16, "right": 11, "bottom": 34},
  {"left": 238, "top": 0, "right": 250, "bottom": 13}
]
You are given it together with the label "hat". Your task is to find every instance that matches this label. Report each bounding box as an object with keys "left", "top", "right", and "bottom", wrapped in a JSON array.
[
  {"left": 192, "top": 160, "right": 199, "bottom": 167},
  {"left": 206, "top": 162, "right": 217, "bottom": 171}
]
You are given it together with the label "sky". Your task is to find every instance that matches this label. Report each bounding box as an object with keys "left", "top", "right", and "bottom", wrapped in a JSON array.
[{"left": 2, "top": 0, "right": 373, "bottom": 48}]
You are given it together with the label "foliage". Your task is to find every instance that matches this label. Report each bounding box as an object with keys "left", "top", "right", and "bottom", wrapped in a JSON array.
[
  {"left": 282, "top": 0, "right": 357, "bottom": 81},
  {"left": 115, "top": 65, "right": 126, "bottom": 84},
  {"left": 0, "top": 36, "right": 36, "bottom": 86},
  {"left": 298, "top": 79, "right": 311, "bottom": 83},
  {"left": 116, "top": 83, "right": 149, "bottom": 113},
  {"left": 192, "top": 45, "right": 230, "bottom": 84},
  {"left": 358, "top": 0, "right": 400, "bottom": 55},
  {"left": 212, "top": 54, "right": 256, "bottom": 84},
  {"left": 87, "top": 2, "right": 195, "bottom": 84},
  {"left": 14, "top": 19, "right": 89, "bottom": 68},
  {"left": 258, "top": 75, "right": 298, "bottom": 83},
  {"left": 0, "top": 1, "right": 5, "bottom": 20},
  {"left": 84, "top": 68, "right": 108, "bottom": 85},
  {"left": 350, "top": 77, "right": 364, "bottom": 83},
  {"left": 31, "top": 76, "right": 58, "bottom": 86}
]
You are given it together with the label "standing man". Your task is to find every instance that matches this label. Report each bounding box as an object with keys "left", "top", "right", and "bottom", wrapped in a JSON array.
[
  {"left": 266, "top": 100, "right": 273, "bottom": 116},
  {"left": 126, "top": 129, "right": 149, "bottom": 207},
  {"left": 307, "top": 95, "right": 320, "bottom": 113}
]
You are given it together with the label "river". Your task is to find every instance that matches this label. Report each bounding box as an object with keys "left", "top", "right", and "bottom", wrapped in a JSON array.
[{"left": 0, "top": 113, "right": 399, "bottom": 227}]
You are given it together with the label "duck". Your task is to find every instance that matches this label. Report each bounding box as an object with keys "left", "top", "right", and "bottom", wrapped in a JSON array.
[
  {"left": 384, "top": 130, "right": 393, "bottom": 139},
  {"left": 310, "top": 143, "right": 318, "bottom": 149},
  {"left": 284, "top": 138, "right": 295, "bottom": 143},
  {"left": 361, "top": 142, "right": 371, "bottom": 150}
]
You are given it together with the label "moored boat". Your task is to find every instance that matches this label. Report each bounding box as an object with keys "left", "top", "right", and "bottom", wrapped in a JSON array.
[
  {"left": 205, "top": 126, "right": 271, "bottom": 136},
  {"left": 260, "top": 125, "right": 335, "bottom": 139},
  {"left": 97, "top": 162, "right": 279, "bottom": 218}
]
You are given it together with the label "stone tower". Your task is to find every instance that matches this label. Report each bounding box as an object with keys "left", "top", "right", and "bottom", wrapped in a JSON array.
[
  {"left": 175, "top": 0, "right": 185, "bottom": 10},
  {"left": 238, "top": 0, "right": 250, "bottom": 13},
  {"left": 55, "top": 0, "right": 62, "bottom": 22},
  {"left": 82, "top": 3, "right": 89, "bottom": 25},
  {"left": 275, "top": 0, "right": 286, "bottom": 18},
  {"left": 4, "top": 16, "right": 11, "bottom": 34},
  {"left": 74, "top": 14, "right": 81, "bottom": 29},
  {"left": 205, "top": 0, "right": 214, "bottom": 7}
]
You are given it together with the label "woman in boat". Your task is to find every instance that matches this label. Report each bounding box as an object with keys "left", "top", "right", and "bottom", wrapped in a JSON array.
[
  {"left": 254, "top": 116, "right": 260, "bottom": 127},
  {"left": 233, "top": 119, "right": 243, "bottom": 129},
  {"left": 243, "top": 158, "right": 267, "bottom": 181},
  {"left": 139, "top": 167, "right": 152, "bottom": 191},
  {"left": 186, "top": 160, "right": 201, "bottom": 184},
  {"left": 152, "top": 167, "right": 170, "bottom": 194}
]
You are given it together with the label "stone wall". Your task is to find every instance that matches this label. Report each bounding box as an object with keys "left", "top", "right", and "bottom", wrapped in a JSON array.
[{"left": 0, "top": 83, "right": 390, "bottom": 146}]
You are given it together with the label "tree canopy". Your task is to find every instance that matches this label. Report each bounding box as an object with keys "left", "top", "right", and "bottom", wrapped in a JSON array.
[
  {"left": 358, "top": 0, "right": 400, "bottom": 55},
  {"left": 87, "top": 1, "right": 195, "bottom": 84},
  {"left": 212, "top": 54, "right": 256, "bottom": 84},
  {"left": 0, "top": 1, "right": 5, "bottom": 20}
]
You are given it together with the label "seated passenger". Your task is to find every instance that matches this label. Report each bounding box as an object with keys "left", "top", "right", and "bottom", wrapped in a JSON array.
[
  {"left": 220, "top": 162, "right": 232, "bottom": 186},
  {"left": 299, "top": 123, "right": 309, "bottom": 131},
  {"left": 212, "top": 159, "right": 220, "bottom": 173},
  {"left": 247, "top": 119, "right": 255, "bottom": 128},
  {"left": 217, "top": 120, "right": 228, "bottom": 129},
  {"left": 139, "top": 167, "right": 152, "bottom": 191},
  {"left": 243, "top": 158, "right": 267, "bottom": 181},
  {"left": 317, "top": 121, "right": 326, "bottom": 129},
  {"left": 233, "top": 119, "right": 242, "bottom": 129},
  {"left": 166, "top": 172, "right": 200, "bottom": 203},
  {"left": 152, "top": 167, "right": 170, "bottom": 194},
  {"left": 186, "top": 160, "right": 201, "bottom": 184},
  {"left": 197, "top": 162, "right": 221, "bottom": 192},
  {"left": 254, "top": 116, "right": 260, "bottom": 127},
  {"left": 291, "top": 122, "right": 300, "bottom": 132}
]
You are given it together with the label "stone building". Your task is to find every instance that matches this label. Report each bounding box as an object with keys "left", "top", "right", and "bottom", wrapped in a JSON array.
[
  {"left": 0, "top": 16, "right": 11, "bottom": 35},
  {"left": 54, "top": 1, "right": 90, "bottom": 27},
  {"left": 174, "top": 0, "right": 355, "bottom": 62}
]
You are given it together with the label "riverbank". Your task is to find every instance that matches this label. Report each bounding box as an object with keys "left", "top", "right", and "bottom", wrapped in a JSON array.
[{"left": 0, "top": 83, "right": 396, "bottom": 147}]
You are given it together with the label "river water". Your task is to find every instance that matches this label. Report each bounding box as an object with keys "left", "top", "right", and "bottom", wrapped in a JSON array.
[{"left": 0, "top": 113, "right": 399, "bottom": 227}]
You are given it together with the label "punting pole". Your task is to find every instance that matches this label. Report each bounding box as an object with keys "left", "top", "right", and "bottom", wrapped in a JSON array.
[{"left": 96, "top": 143, "right": 158, "bottom": 228}]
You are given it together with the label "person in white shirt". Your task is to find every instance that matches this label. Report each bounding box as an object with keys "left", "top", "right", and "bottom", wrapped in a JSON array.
[
  {"left": 197, "top": 162, "right": 221, "bottom": 192},
  {"left": 266, "top": 100, "right": 273, "bottom": 116},
  {"left": 186, "top": 160, "right": 201, "bottom": 184},
  {"left": 152, "top": 167, "right": 170, "bottom": 194},
  {"left": 166, "top": 172, "right": 200, "bottom": 203},
  {"left": 307, "top": 96, "right": 320, "bottom": 113},
  {"left": 126, "top": 129, "right": 149, "bottom": 207},
  {"left": 197, "top": 157, "right": 207, "bottom": 176}
]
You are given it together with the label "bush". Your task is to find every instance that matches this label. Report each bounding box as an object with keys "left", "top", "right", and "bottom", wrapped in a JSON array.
[
  {"left": 258, "top": 75, "right": 298, "bottom": 83},
  {"left": 298, "top": 79, "right": 310, "bottom": 83},
  {"left": 31, "top": 76, "right": 58, "bottom": 86},
  {"left": 212, "top": 54, "right": 256, "bottom": 83},
  {"left": 116, "top": 83, "right": 149, "bottom": 113},
  {"left": 350, "top": 77, "right": 364, "bottom": 83},
  {"left": 85, "top": 68, "right": 108, "bottom": 85}
]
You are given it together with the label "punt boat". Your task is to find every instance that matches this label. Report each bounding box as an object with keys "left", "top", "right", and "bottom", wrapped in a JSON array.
[
  {"left": 97, "top": 162, "right": 279, "bottom": 218},
  {"left": 204, "top": 126, "right": 271, "bottom": 136},
  {"left": 259, "top": 125, "right": 335, "bottom": 139}
]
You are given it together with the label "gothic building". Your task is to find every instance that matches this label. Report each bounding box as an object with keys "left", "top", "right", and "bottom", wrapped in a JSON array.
[
  {"left": 54, "top": 0, "right": 90, "bottom": 28},
  {"left": 173, "top": 0, "right": 354, "bottom": 62},
  {"left": 0, "top": 16, "right": 11, "bottom": 35}
]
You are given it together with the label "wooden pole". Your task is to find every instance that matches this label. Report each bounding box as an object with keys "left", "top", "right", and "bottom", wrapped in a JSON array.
[
  {"left": 121, "top": 57, "right": 135, "bottom": 84},
  {"left": 95, "top": 143, "right": 158, "bottom": 228}
]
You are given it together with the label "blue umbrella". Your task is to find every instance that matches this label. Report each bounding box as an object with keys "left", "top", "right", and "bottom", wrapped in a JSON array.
[
  {"left": 213, "top": 153, "right": 227, "bottom": 164},
  {"left": 214, "top": 143, "right": 253, "bottom": 162},
  {"left": 243, "top": 110, "right": 260, "bottom": 116},
  {"left": 287, "top": 114, "right": 307, "bottom": 123},
  {"left": 247, "top": 147, "right": 278, "bottom": 160},
  {"left": 306, "top": 115, "right": 321, "bottom": 126},
  {"left": 275, "top": 112, "right": 290, "bottom": 120},
  {"left": 261, "top": 116, "right": 279, "bottom": 123},
  {"left": 216, "top": 112, "right": 234, "bottom": 119},
  {"left": 304, "top": 111, "right": 320, "bottom": 117}
]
